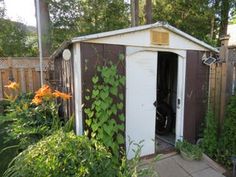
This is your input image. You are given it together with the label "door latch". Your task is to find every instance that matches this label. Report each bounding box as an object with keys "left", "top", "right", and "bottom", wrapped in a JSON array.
[{"left": 177, "top": 98, "right": 181, "bottom": 109}]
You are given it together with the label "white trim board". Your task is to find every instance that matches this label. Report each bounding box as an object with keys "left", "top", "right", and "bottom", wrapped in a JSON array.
[
  {"left": 175, "top": 54, "right": 187, "bottom": 141},
  {"left": 73, "top": 43, "right": 83, "bottom": 135}
]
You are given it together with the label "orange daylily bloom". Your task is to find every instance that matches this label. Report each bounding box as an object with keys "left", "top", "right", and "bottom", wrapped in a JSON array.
[
  {"left": 31, "top": 96, "right": 42, "bottom": 105},
  {"left": 53, "top": 90, "right": 71, "bottom": 100},
  {"left": 4, "top": 81, "right": 19, "bottom": 90},
  {"left": 35, "top": 84, "right": 53, "bottom": 98}
]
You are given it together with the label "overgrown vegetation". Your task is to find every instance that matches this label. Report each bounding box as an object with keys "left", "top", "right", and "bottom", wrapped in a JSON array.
[
  {"left": 176, "top": 140, "right": 203, "bottom": 161},
  {"left": 3, "top": 130, "right": 158, "bottom": 177},
  {"left": 201, "top": 106, "right": 218, "bottom": 158},
  {"left": 1, "top": 83, "right": 70, "bottom": 151},
  {"left": 3, "top": 130, "right": 116, "bottom": 177},
  {"left": 200, "top": 96, "right": 236, "bottom": 168},
  {"left": 217, "top": 96, "right": 236, "bottom": 167}
]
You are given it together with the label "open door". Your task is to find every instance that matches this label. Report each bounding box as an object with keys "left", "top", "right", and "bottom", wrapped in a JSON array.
[{"left": 126, "top": 47, "right": 157, "bottom": 159}]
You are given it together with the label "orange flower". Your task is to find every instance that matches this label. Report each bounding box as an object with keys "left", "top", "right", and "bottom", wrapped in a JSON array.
[
  {"left": 4, "top": 81, "right": 19, "bottom": 90},
  {"left": 53, "top": 90, "right": 71, "bottom": 100},
  {"left": 35, "top": 85, "right": 52, "bottom": 98},
  {"left": 31, "top": 96, "right": 42, "bottom": 105}
]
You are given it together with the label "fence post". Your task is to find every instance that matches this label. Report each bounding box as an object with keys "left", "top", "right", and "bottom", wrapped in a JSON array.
[
  {"left": 0, "top": 71, "right": 2, "bottom": 99},
  {"left": 219, "top": 35, "right": 230, "bottom": 128}
]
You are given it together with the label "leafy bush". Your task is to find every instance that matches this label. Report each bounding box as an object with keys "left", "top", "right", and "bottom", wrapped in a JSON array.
[
  {"left": 176, "top": 140, "right": 203, "bottom": 160},
  {"left": 3, "top": 130, "right": 116, "bottom": 177},
  {"left": 217, "top": 95, "right": 236, "bottom": 167},
  {"left": 201, "top": 106, "right": 218, "bottom": 158},
  {"left": 1, "top": 83, "right": 71, "bottom": 150},
  {"left": 4, "top": 130, "right": 159, "bottom": 177},
  {"left": 0, "top": 100, "right": 10, "bottom": 116}
]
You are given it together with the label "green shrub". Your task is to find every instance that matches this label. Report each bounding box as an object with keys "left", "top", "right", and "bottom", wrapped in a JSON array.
[
  {"left": 1, "top": 92, "right": 62, "bottom": 150},
  {"left": 201, "top": 106, "right": 218, "bottom": 158},
  {"left": 3, "top": 130, "right": 116, "bottom": 177},
  {"left": 0, "top": 100, "right": 10, "bottom": 116},
  {"left": 217, "top": 95, "right": 236, "bottom": 167},
  {"left": 176, "top": 140, "right": 203, "bottom": 160}
]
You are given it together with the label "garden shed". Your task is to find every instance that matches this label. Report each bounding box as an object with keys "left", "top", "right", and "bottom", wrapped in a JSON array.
[{"left": 51, "top": 22, "right": 218, "bottom": 159}]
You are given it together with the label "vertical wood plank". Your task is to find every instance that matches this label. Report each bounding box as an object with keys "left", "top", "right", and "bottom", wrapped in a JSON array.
[
  {"left": 210, "top": 64, "right": 216, "bottom": 111},
  {"left": 28, "top": 68, "right": 33, "bottom": 91},
  {"left": 215, "top": 63, "right": 222, "bottom": 122},
  {"left": 220, "top": 63, "right": 227, "bottom": 126},
  {"left": 20, "top": 68, "right": 26, "bottom": 93},
  {"left": 0, "top": 71, "right": 3, "bottom": 99}
]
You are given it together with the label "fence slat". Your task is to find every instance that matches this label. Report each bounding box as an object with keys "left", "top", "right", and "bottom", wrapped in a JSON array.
[
  {"left": 0, "top": 71, "right": 3, "bottom": 99},
  {"left": 20, "top": 68, "right": 26, "bottom": 93},
  {"left": 28, "top": 68, "right": 33, "bottom": 91}
]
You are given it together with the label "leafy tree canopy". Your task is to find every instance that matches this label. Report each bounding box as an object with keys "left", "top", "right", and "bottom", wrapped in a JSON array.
[
  {"left": 0, "top": 19, "right": 38, "bottom": 57},
  {"left": 48, "top": 0, "right": 130, "bottom": 50}
]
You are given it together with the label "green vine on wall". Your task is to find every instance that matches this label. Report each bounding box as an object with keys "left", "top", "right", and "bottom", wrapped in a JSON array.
[{"left": 84, "top": 62, "right": 125, "bottom": 160}]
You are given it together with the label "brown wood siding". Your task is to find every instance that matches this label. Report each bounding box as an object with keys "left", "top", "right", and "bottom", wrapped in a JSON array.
[
  {"left": 184, "top": 50, "right": 209, "bottom": 143},
  {"left": 80, "top": 42, "right": 126, "bottom": 139},
  {"left": 50, "top": 45, "right": 75, "bottom": 119}
]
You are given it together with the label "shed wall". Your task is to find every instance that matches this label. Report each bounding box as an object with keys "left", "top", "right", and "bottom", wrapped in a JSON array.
[
  {"left": 184, "top": 50, "right": 209, "bottom": 143},
  {"left": 49, "top": 46, "right": 75, "bottom": 119},
  {"left": 80, "top": 42, "right": 126, "bottom": 136}
]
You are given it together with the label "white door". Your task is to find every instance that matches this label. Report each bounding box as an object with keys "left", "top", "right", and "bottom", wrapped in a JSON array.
[
  {"left": 175, "top": 55, "right": 186, "bottom": 141},
  {"left": 126, "top": 47, "right": 157, "bottom": 159}
]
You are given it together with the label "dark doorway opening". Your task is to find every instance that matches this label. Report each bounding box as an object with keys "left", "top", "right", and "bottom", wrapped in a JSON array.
[{"left": 155, "top": 52, "right": 178, "bottom": 153}]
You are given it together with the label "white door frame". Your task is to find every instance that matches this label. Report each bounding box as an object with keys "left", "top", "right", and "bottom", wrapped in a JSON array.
[{"left": 175, "top": 54, "right": 186, "bottom": 141}]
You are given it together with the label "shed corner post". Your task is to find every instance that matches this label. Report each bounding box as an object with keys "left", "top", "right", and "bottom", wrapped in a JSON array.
[{"left": 73, "top": 43, "right": 83, "bottom": 135}]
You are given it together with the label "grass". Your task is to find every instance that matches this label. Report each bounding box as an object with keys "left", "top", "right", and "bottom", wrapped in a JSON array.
[{"left": 0, "top": 118, "right": 18, "bottom": 176}]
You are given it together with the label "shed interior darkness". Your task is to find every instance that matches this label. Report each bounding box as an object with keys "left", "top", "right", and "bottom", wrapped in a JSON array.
[{"left": 155, "top": 52, "right": 178, "bottom": 153}]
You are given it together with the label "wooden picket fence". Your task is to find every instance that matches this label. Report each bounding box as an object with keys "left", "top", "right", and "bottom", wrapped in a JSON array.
[
  {"left": 208, "top": 61, "right": 236, "bottom": 129},
  {"left": 0, "top": 57, "right": 52, "bottom": 100},
  {"left": 209, "top": 62, "right": 226, "bottom": 125}
]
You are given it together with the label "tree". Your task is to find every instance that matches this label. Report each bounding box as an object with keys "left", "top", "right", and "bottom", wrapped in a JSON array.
[
  {"left": 35, "top": 0, "right": 51, "bottom": 57},
  {"left": 131, "top": 0, "right": 139, "bottom": 26},
  {"left": 145, "top": 0, "right": 152, "bottom": 24},
  {"left": 218, "top": 0, "right": 236, "bottom": 37},
  {"left": 0, "top": 19, "right": 38, "bottom": 57},
  {"left": 0, "top": 0, "right": 5, "bottom": 17},
  {"left": 48, "top": 0, "right": 129, "bottom": 50}
]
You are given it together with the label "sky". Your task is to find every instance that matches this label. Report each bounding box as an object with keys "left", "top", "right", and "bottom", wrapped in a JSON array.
[{"left": 5, "top": 0, "right": 36, "bottom": 26}]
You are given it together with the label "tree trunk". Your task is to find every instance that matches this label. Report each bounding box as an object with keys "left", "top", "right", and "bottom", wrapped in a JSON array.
[
  {"left": 131, "top": 0, "right": 139, "bottom": 27},
  {"left": 145, "top": 0, "right": 152, "bottom": 24},
  {"left": 0, "top": 0, "right": 5, "bottom": 17},
  {"left": 35, "top": 0, "right": 51, "bottom": 57},
  {"left": 219, "top": 0, "right": 230, "bottom": 37}
]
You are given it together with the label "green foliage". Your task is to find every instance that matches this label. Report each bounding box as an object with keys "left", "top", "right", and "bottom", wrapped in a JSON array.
[
  {"left": 176, "top": 140, "right": 203, "bottom": 160},
  {"left": 3, "top": 130, "right": 116, "bottom": 177},
  {"left": 201, "top": 106, "right": 218, "bottom": 158},
  {"left": 152, "top": 0, "right": 215, "bottom": 43},
  {"left": 48, "top": 0, "right": 129, "bottom": 49},
  {"left": 84, "top": 63, "right": 125, "bottom": 161},
  {"left": 0, "top": 121, "right": 18, "bottom": 177},
  {"left": 0, "top": 19, "right": 38, "bottom": 57},
  {"left": 1, "top": 92, "right": 62, "bottom": 150},
  {"left": 0, "top": 100, "right": 10, "bottom": 116},
  {"left": 217, "top": 95, "right": 236, "bottom": 167},
  {"left": 118, "top": 140, "right": 160, "bottom": 177}
]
